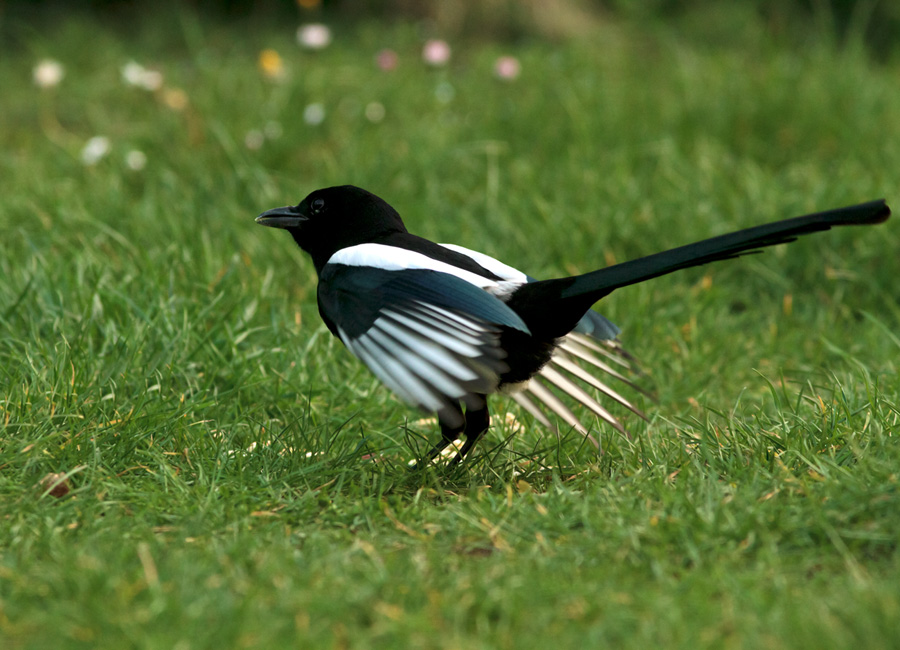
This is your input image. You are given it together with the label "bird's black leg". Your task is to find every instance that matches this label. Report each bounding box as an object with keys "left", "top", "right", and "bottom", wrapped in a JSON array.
[
  {"left": 416, "top": 403, "right": 465, "bottom": 467},
  {"left": 448, "top": 398, "right": 490, "bottom": 466}
]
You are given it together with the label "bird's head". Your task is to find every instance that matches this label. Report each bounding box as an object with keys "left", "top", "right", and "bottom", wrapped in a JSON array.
[{"left": 256, "top": 185, "right": 408, "bottom": 272}]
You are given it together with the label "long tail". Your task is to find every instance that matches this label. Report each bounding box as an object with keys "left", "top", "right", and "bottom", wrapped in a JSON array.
[{"left": 508, "top": 199, "right": 890, "bottom": 339}]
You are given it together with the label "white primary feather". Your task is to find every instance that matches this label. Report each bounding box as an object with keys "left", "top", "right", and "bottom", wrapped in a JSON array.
[
  {"left": 375, "top": 316, "right": 482, "bottom": 382},
  {"left": 367, "top": 320, "right": 482, "bottom": 396},
  {"left": 377, "top": 309, "right": 485, "bottom": 357},
  {"left": 336, "top": 297, "right": 508, "bottom": 417},
  {"left": 354, "top": 334, "right": 447, "bottom": 411}
]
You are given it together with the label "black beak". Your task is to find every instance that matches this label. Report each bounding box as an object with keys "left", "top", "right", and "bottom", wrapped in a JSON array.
[{"left": 255, "top": 205, "right": 308, "bottom": 229}]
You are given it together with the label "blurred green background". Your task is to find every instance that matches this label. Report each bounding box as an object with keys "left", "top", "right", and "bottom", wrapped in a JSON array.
[{"left": 2, "top": 2, "right": 899, "bottom": 649}]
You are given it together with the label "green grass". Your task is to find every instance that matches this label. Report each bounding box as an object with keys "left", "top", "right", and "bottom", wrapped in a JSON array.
[{"left": 2, "top": 7, "right": 900, "bottom": 649}]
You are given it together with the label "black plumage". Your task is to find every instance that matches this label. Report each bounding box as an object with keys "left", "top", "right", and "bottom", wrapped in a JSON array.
[{"left": 256, "top": 185, "right": 889, "bottom": 465}]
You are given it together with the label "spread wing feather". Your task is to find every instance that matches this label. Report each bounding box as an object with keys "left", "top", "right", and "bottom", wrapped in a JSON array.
[
  {"left": 438, "top": 243, "right": 650, "bottom": 442},
  {"left": 319, "top": 264, "right": 530, "bottom": 426}
]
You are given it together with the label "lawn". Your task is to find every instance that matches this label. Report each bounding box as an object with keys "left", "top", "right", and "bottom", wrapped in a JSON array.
[{"left": 1, "top": 4, "right": 899, "bottom": 649}]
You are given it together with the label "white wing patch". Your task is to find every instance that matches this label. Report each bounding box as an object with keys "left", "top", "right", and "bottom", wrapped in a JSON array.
[
  {"left": 329, "top": 244, "right": 497, "bottom": 289},
  {"left": 438, "top": 243, "right": 529, "bottom": 283},
  {"left": 329, "top": 243, "right": 525, "bottom": 300}
]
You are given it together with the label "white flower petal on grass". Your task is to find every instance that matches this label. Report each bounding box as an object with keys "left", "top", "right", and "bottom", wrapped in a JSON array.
[
  {"left": 422, "top": 39, "right": 451, "bottom": 66},
  {"left": 125, "top": 150, "right": 147, "bottom": 171},
  {"left": 122, "top": 61, "right": 143, "bottom": 85},
  {"left": 303, "top": 103, "right": 325, "bottom": 125},
  {"left": 297, "top": 23, "right": 332, "bottom": 50},
  {"left": 365, "top": 102, "right": 386, "bottom": 123},
  {"left": 494, "top": 56, "right": 521, "bottom": 81},
  {"left": 121, "top": 61, "right": 163, "bottom": 91},
  {"left": 81, "top": 136, "right": 110, "bottom": 165},
  {"left": 33, "top": 59, "right": 64, "bottom": 88},
  {"left": 141, "top": 69, "right": 163, "bottom": 90}
]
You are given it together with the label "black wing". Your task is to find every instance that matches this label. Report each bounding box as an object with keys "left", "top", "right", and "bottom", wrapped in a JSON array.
[{"left": 317, "top": 264, "right": 531, "bottom": 424}]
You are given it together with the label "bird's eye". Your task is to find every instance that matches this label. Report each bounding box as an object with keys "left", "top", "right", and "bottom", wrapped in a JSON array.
[{"left": 311, "top": 198, "right": 326, "bottom": 214}]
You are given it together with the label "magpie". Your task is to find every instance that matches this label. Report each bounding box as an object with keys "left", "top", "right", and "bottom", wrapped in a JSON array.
[{"left": 256, "top": 186, "right": 889, "bottom": 465}]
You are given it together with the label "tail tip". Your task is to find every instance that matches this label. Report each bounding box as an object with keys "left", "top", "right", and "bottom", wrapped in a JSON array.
[{"left": 861, "top": 199, "right": 891, "bottom": 224}]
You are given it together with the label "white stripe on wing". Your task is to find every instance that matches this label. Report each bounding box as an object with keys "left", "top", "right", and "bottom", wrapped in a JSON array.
[
  {"left": 438, "top": 243, "right": 529, "bottom": 283},
  {"left": 328, "top": 244, "right": 500, "bottom": 289}
]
